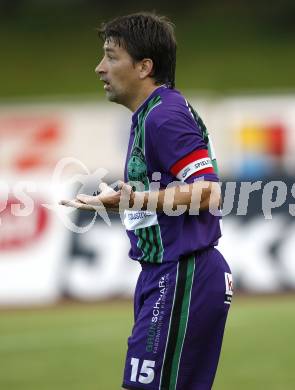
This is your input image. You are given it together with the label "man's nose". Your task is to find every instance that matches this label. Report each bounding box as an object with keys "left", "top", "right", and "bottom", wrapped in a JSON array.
[{"left": 95, "top": 57, "right": 106, "bottom": 75}]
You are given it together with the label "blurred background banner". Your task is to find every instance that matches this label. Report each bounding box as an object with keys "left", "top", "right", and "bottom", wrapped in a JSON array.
[
  {"left": 0, "top": 0, "right": 294, "bottom": 304},
  {"left": 0, "top": 97, "right": 295, "bottom": 304}
]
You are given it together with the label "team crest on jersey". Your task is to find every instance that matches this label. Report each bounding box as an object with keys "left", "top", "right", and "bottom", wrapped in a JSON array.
[
  {"left": 224, "top": 272, "right": 233, "bottom": 304},
  {"left": 127, "top": 146, "right": 147, "bottom": 182}
]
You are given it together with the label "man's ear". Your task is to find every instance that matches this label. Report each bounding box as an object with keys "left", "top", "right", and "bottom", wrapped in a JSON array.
[{"left": 138, "top": 58, "right": 154, "bottom": 79}]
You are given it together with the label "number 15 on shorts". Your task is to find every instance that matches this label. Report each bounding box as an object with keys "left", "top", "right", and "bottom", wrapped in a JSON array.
[{"left": 130, "top": 358, "right": 155, "bottom": 384}]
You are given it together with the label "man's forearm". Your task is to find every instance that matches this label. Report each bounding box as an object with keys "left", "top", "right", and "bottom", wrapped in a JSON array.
[{"left": 130, "top": 181, "right": 220, "bottom": 213}]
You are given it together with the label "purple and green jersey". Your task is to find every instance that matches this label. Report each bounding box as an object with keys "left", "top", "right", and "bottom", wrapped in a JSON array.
[
  {"left": 122, "top": 86, "right": 232, "bottom": 390},
  {"left": 124, "top": 85, "right": 221, "bottom": 263}
]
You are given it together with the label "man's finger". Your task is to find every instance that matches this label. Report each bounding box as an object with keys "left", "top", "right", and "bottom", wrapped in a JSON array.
[
  {"left": 59, "top": 199, "right": 118, "bottom": 214},
  {"left": 59, "top": 199, "right": 83, "bottom": 206},
  {"left": 98, "top": 182, "right": 112, "bottom": 193},
  {"left": 120, "top": 183, "right": 133, "bottom": 194},
  {"left": 59, "top": 199, "right": 96, "bottom": 210},
  {"left": 76, "top": 194, "right": 99, "bottom": 204},
  {"left": 115, "top": 180, "right": 125, "bottom": 190},
  {"left": 59, "top": 199, "right": 73, "bottom": 206}
]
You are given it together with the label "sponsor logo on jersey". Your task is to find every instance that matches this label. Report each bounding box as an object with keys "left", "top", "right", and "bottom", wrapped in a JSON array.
[
  {"left": 127, "top": 146, "right": 147, "bottom": 182},
  {"left": 123, "top": 210, "right": 158, "bottom": 231},
  {"left": 146, "top": 273, "right": 170, "bottom": 353},
  {"left": 224, "top": 272, "right": 233, "bottom": 304}
]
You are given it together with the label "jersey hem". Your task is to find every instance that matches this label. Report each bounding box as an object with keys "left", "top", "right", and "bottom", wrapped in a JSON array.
[{"left": 129, "top": 244, "right": 219, "bottom": 264}]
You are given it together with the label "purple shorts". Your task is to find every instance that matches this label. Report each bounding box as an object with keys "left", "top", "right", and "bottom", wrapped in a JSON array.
[{"left": 122, "top": 247, "right": 233, "bottom": 390}]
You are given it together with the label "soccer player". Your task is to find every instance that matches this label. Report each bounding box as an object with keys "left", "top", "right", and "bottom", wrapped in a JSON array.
[{"left": 61, "top": 12, "right": 233, "bottom": 390}]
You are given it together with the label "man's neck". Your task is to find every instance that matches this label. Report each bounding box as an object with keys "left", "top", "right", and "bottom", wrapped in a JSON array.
[{"left": 128, "top": 84, "right": 162, "bottom": 113}]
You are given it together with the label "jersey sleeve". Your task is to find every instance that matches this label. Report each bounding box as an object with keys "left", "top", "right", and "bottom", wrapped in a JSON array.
[{"left": 153, "top": 113, "right": 219, "bottom": 182}]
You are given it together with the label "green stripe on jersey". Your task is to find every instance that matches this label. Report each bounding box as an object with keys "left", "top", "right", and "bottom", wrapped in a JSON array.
[
  {"left": 187, "top": 101, "right": 219, "bottom": 175},
  {"left": 138, "top": 95, "right": 161, "bottom": 152},
  {"left": 153, "top": 224, "right": 164, "bottom": 263},
  {"left": 160, "top": 255, "right": 195, "bottom": 389},
  {"left": 129, "top": 95, "right": 163, "bottom": 263},
  {"left": 132, "top": 95, "right": 161, "bottom": 154},
  {"left": 135, "top": 224, "right": 164, "bottom": 264}
]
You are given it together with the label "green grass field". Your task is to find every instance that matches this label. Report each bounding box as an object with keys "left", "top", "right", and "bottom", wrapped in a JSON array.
[
  {"left": 1, "top": 5, "right": 295, "bottom": 99},
  {"left": 0, "top": 296, "right": 294, "bottom": 390}
]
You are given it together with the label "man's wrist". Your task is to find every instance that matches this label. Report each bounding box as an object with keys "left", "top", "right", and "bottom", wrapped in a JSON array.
[{"left": 131, "top": 191, "right": 149, "bottom": 210}]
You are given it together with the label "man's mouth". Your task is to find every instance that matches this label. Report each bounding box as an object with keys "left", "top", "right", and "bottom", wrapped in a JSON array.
[
  {"left": 101, "top": 79, "right": 111, "bottom": 91},
  {"left": 104, "top": 83, "right": 111, "bottom": 91}
]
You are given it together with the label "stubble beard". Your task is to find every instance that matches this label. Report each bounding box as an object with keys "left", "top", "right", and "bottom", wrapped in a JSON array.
[
  {"left": 105, "top": 88, "right": 128, "bottom": 107},
  {"left": 105, "top": 88, "right": 120, "bottom": 104}
]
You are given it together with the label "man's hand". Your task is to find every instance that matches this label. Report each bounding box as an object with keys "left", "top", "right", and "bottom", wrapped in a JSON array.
[{"left": 59, "top": 181, "right": 134, "bottom": 212}]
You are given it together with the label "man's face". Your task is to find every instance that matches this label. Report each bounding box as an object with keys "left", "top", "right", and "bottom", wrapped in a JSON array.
[{"left": 95, "top": 39, "right": 140, "bottom": 106}]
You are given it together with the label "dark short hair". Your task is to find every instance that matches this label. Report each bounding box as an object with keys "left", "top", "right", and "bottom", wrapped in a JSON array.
[{"left": 98, "top": 12, "right": 177, "bottom": 88}]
